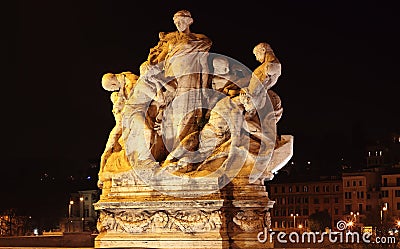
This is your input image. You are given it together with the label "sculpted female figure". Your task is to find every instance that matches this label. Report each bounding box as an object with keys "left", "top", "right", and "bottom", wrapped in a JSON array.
[
  {"left": 118, "top": 10, "right": 213, "bottom": 183},
  {"left": 147, "top": 10, "right": 212, "bottom": 153},
  {"left": 122, "top": 10, "right": 212, "bottom": 173}
]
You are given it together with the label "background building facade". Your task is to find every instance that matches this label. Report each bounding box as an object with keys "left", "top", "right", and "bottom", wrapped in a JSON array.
[
  {"left": 269, "top": 176, "right": 343, "bottom": 230},
  {"left": 60, "top": 190, "right": 99, "bottom": 233}
]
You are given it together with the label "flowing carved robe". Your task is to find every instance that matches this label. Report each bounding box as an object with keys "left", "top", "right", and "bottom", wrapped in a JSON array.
[{"left": 148, "top": 31, "right": 212, "bottom": 151}]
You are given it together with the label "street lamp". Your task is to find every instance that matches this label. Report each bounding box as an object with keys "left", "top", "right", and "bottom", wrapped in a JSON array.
[
  {"left": 350, "top": 211, "right": 360, "bottom": 225},
  {"left": 79, "top": 196, "right": 84, "bottom": 232},
  {"left": 69, "top": 200, "right": 74, "bottom": 218},
  {"left": 291, "top": 213, "right": 299, "bottom": 228},
  {"left": 347, "top": 221, "right": 354, "bottom": 231},
  {"left": 68, "top": 200, "right": 74, "bottom": 232}
]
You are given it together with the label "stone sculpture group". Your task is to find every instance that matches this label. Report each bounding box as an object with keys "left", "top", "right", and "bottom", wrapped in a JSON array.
[{"left": 94, "top": 9, "right": 293, "bottom": 249}]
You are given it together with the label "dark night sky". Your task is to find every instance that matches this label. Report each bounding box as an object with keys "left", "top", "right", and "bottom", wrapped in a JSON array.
[{"left": 3, "top": 0, "right": 400, "bottom": 219}]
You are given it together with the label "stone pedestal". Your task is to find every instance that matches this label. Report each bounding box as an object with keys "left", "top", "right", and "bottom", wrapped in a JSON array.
[
  {"left": 94, "top": 176, "right": 228, "bottom": 248},
  {"left": 222, "top": 178, "right": 275, "bottom": 249},
  {"left": 94, "top": 180, "right": 273, "bottom": 249},
  {"left": 94, "top": 135, "right": 293, "bottom": 248}
]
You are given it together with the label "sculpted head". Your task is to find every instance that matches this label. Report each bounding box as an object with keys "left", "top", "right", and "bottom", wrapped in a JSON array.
[
  {"left": 173, "top": 10, "right": 193, "bottom": 33},
  {"left": 253, "top": 42, "right": 273, "bottom": 63},
  {"left": 102, "top": 73, "right": 120, "bottom": 91}
]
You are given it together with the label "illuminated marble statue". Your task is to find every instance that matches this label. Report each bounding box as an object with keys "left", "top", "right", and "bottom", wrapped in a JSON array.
[{"left": 95, "top": 10, "right": 293, "bottom": 249}]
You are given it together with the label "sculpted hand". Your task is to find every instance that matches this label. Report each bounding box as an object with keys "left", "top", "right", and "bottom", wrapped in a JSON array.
[{"left": 154, "top": 120, "right": 163, "bottom": 136}]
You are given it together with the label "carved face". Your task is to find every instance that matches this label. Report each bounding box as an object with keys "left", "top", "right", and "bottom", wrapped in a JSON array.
[
  {"left": 174, "top": 16, "right": 191, "bottom": 32},
  {"left": 99, "top": 214, "right": 115, "bottom": 231},
  {"left": 253, "top": 46, "right": 266, "bottom": 63},
  {"left": 102, "top": 73, "right": 121, "bottom": 91}
]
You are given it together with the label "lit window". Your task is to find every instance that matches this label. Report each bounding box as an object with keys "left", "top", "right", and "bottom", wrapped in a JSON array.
[
  {"left": 368, "top": 151, "right": 371, "bottom": 157},
  {"left": 375, "top": 151, "right": 378, "bottom": 156},
  {"left": 379, "top": 151, "right": 382, "bottom": 156}
]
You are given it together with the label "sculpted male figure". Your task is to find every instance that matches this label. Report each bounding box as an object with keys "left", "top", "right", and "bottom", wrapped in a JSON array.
[
  {"left": 122, "top": 61, "right": 170, "bottom": 166},
  {"left": 98, "top": 72, "right": 139, "bottom": 188},
  {"left": 243, "top": 42, "right": 283, "bottom": 134},
  {"left": 249, "top": 42, "right": 281, "bottom": 91}
]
